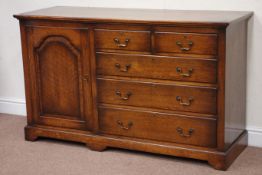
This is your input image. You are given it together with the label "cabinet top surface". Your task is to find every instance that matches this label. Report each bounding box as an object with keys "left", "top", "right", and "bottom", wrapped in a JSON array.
[{"left": 14, "top": 6, "right": 252, "bottom": 26}]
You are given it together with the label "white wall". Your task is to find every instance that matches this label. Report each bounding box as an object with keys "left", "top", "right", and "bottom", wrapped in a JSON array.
[{"left": 0, "top": 0, "right": 262, "bottom": 147}]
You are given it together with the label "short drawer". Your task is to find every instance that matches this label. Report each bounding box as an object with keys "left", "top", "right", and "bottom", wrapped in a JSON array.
[
  {"left": 155, "top": 32, "right": 218, "bottom": 55},
  {"left": 97, "top": 52, "right": 217, "bottom": 83},
  {"left": 94, "top": 29, "right": 151, "bottom": 52},
  {"left": 99, "top": 107, "right": 217, "bottom": 147},
  {"left": 97, "top": 79, "right": 217, "bottom": 114}
]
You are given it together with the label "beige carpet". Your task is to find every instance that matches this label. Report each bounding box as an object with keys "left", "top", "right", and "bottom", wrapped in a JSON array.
[{"left": 0, "top": 114, "right": 262, "bottom": 175}]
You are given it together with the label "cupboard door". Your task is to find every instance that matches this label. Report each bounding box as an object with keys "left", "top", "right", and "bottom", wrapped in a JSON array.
[{"left": 27, "top": 26, "right": 92, "bottom": 130}]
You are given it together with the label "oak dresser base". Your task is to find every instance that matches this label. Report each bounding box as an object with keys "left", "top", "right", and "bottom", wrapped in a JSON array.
[{"left": 25, "top": 125, "right": 247, "bottom": 170}]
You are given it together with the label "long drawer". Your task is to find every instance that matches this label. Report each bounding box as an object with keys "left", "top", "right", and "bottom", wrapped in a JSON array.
[
  {"left": 99, "top": 106, "right": 217, "bottom": 147},
  {"left": 97, "top": 78, "right": 217, "bottom": 114},
  {"left": 97, "top": 52, "right": 217, "bottom": 83}
]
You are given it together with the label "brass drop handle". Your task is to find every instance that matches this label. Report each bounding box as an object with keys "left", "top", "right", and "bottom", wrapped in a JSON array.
[
  {"left": 176, "top": 96, "right": 193, "bottom": 106},
  {"left": 176, "top": 127, "right": 194, "bottom": 137},
  {"left": 176, "top": 41, "right": 193, "bottom": 51},
  {"left": 114, "top": 38, "right": 130, "bottom": 47},
  {"left": 176, "top": 67, "right": 193, "bottom": 77},
  {"left": 117, "top": 120, "right": 133, "bottom": 130},
  {"left": 115, "top": 90, "right": 132, "bottom": 100},
  {"left": 115, "top": 63, "right": 131, "bottom": 72}
]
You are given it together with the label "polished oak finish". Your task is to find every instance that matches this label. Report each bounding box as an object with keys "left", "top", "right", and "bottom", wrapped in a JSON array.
[{"left": 14, "top": 6, "right": 252, "bottom": 170}]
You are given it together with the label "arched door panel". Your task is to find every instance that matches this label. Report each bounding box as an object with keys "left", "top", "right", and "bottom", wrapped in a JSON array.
[{"left": 27, "top": 27, "right": 92, "bottom": 130}]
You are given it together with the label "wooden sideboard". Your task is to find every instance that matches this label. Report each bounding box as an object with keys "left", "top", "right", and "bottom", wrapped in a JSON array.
[{"left": 14, "top": 6, "right": 253, "bottom": 170}]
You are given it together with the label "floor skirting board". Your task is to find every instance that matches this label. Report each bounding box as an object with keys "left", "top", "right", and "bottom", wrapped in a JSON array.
[
  {"left": 0, "top": 97, "right": 26, "bottom": 116},
  {"left": 247, "top": 126, "right": 262, "bottom": 148},
  {"left": 0, "top": 97, "right": 261, "bottom": 148}
]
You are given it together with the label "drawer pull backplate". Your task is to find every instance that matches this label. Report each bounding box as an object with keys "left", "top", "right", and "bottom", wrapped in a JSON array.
[
  {"left": 176, "top": 67, "right": 193, "bottom": 77},
  {"left": 115, "top": 63, "right": 131, "bottom": 72},
  {"left": 115, "top": 90, "right": 132, "bottom": 100},
  {"left": 176, "top": 127, "right": 194, "bottom": 137},
  {"left": 117, "top": 120, "right": 133, "bottom": 130},
  {"left": 176, "top": 40, "right": 193, "bottom": 51},
  {"left": 114, "top": 38, "right": 130, "bottom": 47},
  {"left": 176, "top": 96, "right": 193, "bottom": 106}
]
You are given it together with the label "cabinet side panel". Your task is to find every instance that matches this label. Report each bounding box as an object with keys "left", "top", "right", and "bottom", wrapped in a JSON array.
[
  {"left": 225, "top": 20, "right": 248, "bottom": 148},
  {"left": 19, "top": 21, "right": 33, "bottom": 124}
]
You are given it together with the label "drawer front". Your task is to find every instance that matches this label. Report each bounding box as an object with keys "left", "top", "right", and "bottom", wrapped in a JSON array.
[
  {"left": 99, "top": 107, "right": 217, "bottom": 147},
  {"left": 155, "top": 32, "right": 218, "bottom": 55},
  {"left": 97, "top": 53, "right": 217, "bottom": 83},
  {"left": 97, "top": 79, "right": 217, "bottom": 114},
  {"left": 95, "top": 29, "right": 151, "bottom": 52}
]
